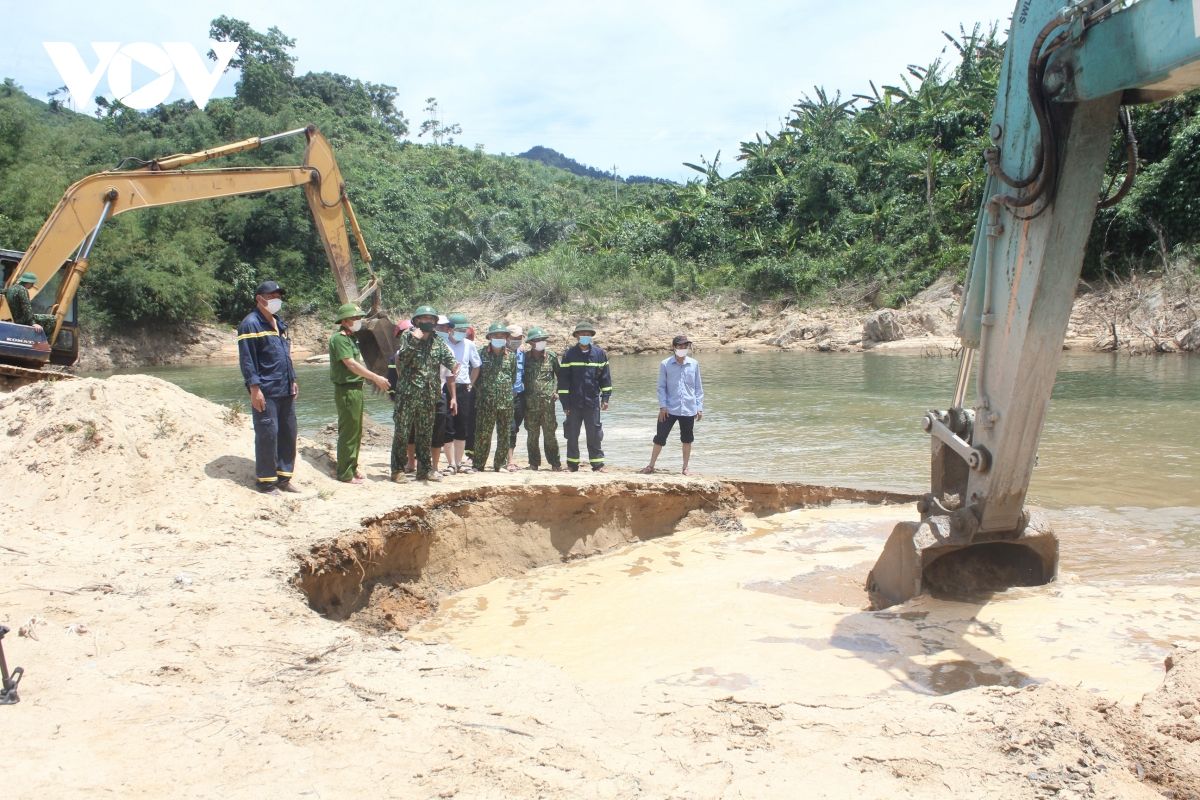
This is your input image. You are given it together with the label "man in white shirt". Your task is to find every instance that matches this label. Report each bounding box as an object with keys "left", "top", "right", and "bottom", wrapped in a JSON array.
[{"left": 445, "top": 312, "right": 482, "bottom": 473}]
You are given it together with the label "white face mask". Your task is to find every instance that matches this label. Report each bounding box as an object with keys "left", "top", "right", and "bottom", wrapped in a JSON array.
[
  {"left": 350, "top": 319, "right": 363, "bottom": 333},
  {"left": 265, "top": 298, "right": 283, "bottom": 314},
  {"left": 534, "top": 341, "right": 547, "bottom": 352},
  {"left": 675, "top": 348, "right": 689, "bottom": 358}
]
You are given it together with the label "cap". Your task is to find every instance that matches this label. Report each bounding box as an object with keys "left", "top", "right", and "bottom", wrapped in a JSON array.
[
  {"left": 506, "top": 324, "right": 524, "bottom": 338},
  {"left": 394, "top": 319, "right": 413, "bottom": 336},
  {"left": 18, "top": 272, "right": 37, "bottom": 284},
  {"left": 448, "top": 312, "right": 469, "bottom": 329},
  {"left": 437, "top": 315, "right": 450, "bottom": 326},
  {"left": 486, "top": 321, "right": 509, "bottom": 336},
  {"left": 525, "top": 326, "right": 547, "bottom": 342},
  {"left": 573, "top": 320, "right": 597, "bottom": 335},
  {"left": 255, "top": 280, "right": 284, "bottom": 297},
  {"left": 335, "top": 302, "right": 363, "bottom": 323},
  {"left": 672, "top": 334, "right": 692, "bottom": 347}
]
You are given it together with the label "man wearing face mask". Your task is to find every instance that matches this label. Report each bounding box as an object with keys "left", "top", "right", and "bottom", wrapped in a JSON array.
[
  {"left": 558, "top": 321, "right": 612, "bottom": 472},
  {"left": 329, "top": 303, "right": 392, "bottom": 484},
  {"left": 237, "top": 280, "right": 299, "bottom": 495},
  {"left": 640, "top": 334, "right": 704, "bottom": 475},
  {"left": 473, "top": 322, "right": 517, "bottom": 472},
  {"left": 445, "top": 312, "right": 481, "bottom": 474},
  {"left": 505, "top": 324, "right": 527, "bottom": 470},
  {"left": 522, "top": 327, "right": 562, "bottom": 471},
  {"left": 390, "top": 306, "right": 458, "bottom": 483}
]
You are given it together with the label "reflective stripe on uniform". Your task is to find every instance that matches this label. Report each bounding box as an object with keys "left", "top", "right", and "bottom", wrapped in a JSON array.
[
  {"left": 559, "top": 361, "right": 608, "bottom": 367},
  {"left": 566, "top": 457, "right": 581, "bottom": 463},
  {"left": 256, "top": 476, "right": 278, "bottom": 483},
  {"left": 600, "top": 386, "right": 613, "bottom": 392},
  {"left": 589, "top": 457, "right": 604, "bottom": 463},
  {"left": 237, "top": 330, "right": 280, "bottom": 341},
  {"left": 276, "top": 471, "right": 293, "bottom": 478}
]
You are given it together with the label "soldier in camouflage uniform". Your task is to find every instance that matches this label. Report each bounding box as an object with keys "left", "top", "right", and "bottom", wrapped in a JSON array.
[
  {"left": 521, "top": 326, "right": 562, "bottom": 470},
  {"left": 390, "top": 305, "right": 458, "bottom": 482},
  {"left": 473, "top": 321, "right": 518, "bottom": 472},
  {"left": 2, "top": 272, "right": 57, "bottom": 339}
]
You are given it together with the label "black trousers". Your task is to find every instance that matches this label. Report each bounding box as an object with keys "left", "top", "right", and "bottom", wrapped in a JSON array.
[
  {"left": 563, "top": 404, "right": 604, "bottom": 469},
  {"left": 509, "top": 393, "right": 526, "bottom": 449},
  {"left": 252, "top": 394, "right": 297, "bottom": 488},
  {"left": 653, "top": 414, "right": 696, "bottom": 446},
  {"left": 451, "top": 385, "right": 474, "bottom": 441}
]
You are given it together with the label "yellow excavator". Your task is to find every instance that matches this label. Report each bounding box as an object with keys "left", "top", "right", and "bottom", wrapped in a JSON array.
[
  {"left": 867, "top": 0, "right": 1200, "bottom": 607},
  {"left": 0, "top": 125, "right": 395, "bottom": 385}
]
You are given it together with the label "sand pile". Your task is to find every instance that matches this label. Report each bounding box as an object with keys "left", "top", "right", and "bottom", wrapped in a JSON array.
[{"left": 0, "top": 376, "right": 259, "bottom": 523}]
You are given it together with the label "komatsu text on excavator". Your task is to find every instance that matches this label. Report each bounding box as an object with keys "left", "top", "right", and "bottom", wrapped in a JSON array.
[
  {"left": 0, "top": 125, "right": 395, "bottom": 386},
  {"left": 867, "top": 0, "right": 1200, "bottom": 607}
]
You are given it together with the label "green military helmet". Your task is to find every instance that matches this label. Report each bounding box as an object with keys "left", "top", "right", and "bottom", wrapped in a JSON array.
[
  {"left": 18, "top": 272, "right": 37, "bottom": 284},
  {"left": 411, "top": 304, "right": 438, "bottom": 322},
  {"left": 335, "top": 302, "right": 363, "bottom": 323},
  {"left": 525, "top": 326, "right": 547, "bottom": 342},
  {"left": 573, "top": 320, "right": 597, "bottom": 335},
  {"left": 485, "top": 321, "right": 509, "bottom": 336},
  {"left": 448, "top": 312, "right": 470, "bottom": 329}
]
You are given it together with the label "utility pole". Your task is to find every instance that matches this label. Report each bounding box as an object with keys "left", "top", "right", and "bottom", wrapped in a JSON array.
[{"left": 612, "top": 164, "right": 619, "bottom": 201}]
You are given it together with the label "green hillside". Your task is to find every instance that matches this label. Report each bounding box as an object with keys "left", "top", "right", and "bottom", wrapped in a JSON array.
[{"left": 0, "top": 18, "right": 1196, "bottom": 330}]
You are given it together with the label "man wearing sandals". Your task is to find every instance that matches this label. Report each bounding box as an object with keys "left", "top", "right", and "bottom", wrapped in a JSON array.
[
  {"left": 473, "top": 322, "right": 518, "bottom": 472},
  {"left": 390, "top": 305, "right": 458, "bottom": 483},
  {"left": 444, "top": 313, "right": 480, "bottom": 474},
  {"left": 521, "top": 326, "right": 562, "bottom": 471},
  {"left": 640, "top": 334, "right": 703, "bottom": 476}
]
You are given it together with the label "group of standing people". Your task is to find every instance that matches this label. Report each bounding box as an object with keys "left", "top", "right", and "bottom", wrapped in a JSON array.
[{"left": 236, "top": 280, "right": 702, "bottom": 495}]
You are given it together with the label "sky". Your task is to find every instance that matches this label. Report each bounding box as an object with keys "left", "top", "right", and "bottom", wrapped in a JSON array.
[{"left": 3, "top": 1, "right": 1018, "bottom": 182}]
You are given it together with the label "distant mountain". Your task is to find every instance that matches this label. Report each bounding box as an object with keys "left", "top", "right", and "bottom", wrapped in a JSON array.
[{"left": 517, "top": 146, "right": 676, "bottom": 185}]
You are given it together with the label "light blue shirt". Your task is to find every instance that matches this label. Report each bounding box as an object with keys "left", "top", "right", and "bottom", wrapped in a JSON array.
[
  {"left": 513, "top": 349, "right": 526, "bottom": 394},
  {"left": 657, "top": 356, "right": 703, "bottom": 417}
]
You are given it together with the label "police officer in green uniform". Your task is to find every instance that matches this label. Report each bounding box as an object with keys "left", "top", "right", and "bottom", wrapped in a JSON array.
[
  {"left": 390, "top": 305, "right": 458, "bottom": 482},
  {"left": 329, "top": 303, "right": 391, "bottom": 484},
  {"left": 522, "top": 326, "right": 562, "bottom": 470},
  {"left": 3, "top": 272, "right": 57, "bottom": 339},
  {"left": 473, "top": 322, "right": 518, "bottom": 472}
]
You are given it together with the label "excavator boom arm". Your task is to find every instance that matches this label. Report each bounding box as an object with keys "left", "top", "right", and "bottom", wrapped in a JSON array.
[{"left": 1, "top": 126, "right": 378, "bottom": 346}]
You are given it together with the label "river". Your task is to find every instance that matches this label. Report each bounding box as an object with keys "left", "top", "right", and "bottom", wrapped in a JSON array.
[{"left": 105, "top": 351, "right": 1198, "bottom": 501}]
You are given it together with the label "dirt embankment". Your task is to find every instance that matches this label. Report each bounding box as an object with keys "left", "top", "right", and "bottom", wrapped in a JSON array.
[
  {"left": 75, "top": 276, "right": 1200, "bottom": 371},
  {"left": 3, "top": 374, "right": 1199, "bottom": 798}
]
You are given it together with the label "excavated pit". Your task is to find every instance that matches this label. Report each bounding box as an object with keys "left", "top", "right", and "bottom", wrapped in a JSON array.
[{"left": 294, "top": 479, "right": 914, "bottom": 634}]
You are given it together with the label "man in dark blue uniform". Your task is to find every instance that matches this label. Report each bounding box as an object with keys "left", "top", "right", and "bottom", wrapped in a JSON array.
[
  {"left": 237, "top": 280, "right": 299, "bottom": 495},
  {"left": 557, "top": 321, "right": 613, "bottom": 472}
]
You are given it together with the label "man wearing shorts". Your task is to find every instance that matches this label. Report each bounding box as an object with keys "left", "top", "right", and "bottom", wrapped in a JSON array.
[{"left": 640, "top": 334, "right": 704, "bottom": 476}]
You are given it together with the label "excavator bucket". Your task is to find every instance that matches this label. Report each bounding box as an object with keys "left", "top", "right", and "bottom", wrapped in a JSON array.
[
  {"left": 358, "top": 316, "right": 396, "bottom": 377},
  {"left": 865, "top": 513, "right": 1058, "bottom": 610}
]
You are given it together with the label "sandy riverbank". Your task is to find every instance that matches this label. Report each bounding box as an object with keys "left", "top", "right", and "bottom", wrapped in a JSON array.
[
  {"left": 75, "top": 276, "right": 1200, "bottom": 371},
  {"left": 2, "top": 375, "right": 1198, "bottom": 798}
]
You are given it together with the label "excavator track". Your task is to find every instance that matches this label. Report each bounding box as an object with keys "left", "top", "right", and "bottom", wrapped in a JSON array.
[{"left": 0, "top": 363, "right": 77, "bottom": 391}]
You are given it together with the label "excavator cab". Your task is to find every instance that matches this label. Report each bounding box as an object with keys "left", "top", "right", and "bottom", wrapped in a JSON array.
[{"left": 0, "top": 250, "right": 79, "bottom": 371}]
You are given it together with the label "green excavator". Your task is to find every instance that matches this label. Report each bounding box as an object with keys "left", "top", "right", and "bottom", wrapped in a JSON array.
[{"left": 868, "top": 0, "right": 1200, "bottom": 607}]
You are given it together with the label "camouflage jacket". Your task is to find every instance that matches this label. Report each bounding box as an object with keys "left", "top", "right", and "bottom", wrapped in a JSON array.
[
  {"left": 3, "top": 284, "right": 34, "bottom": 326},
  {"left": 523, "top": 350, "right": 560, "bottom": 403},
  {"left": 476, "top": 344, "right": 517, "bottom": 406},
  {"left": 391, "top": 330, "right": 456, "bottom": 401}
]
